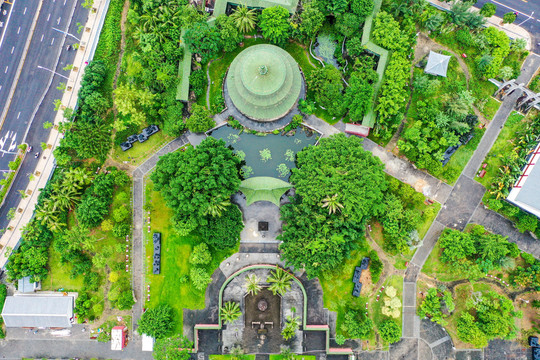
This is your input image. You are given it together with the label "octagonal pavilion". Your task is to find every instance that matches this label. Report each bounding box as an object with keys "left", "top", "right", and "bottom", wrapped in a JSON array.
[{"left": 226, "top": 44, "right": 303, "bottom": 122}]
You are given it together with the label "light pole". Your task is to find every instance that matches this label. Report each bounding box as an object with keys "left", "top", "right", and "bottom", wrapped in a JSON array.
[
  {"left": 51, "top": 27, "right": 81, "bottom": 42},
  {"left": 37, "top": 65, "right": 70, "bottom": 80}
]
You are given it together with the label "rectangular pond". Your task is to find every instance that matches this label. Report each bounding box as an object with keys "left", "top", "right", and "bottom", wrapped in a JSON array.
[{"left": 209, "top": 125, "right": 319, "bottom": 180}]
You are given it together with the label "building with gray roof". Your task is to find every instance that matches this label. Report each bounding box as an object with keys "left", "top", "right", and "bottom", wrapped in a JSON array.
[
  {"left": 1, "top": 295, "right": 74, "bottom": 328},
  {"left": 507, "top": 141, "right": 540, "bottom": 218}
]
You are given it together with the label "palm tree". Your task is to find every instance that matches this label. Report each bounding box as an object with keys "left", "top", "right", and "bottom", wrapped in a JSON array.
[
  {"left": 267, "top": 267, "right": 292, "bottom": 296},
  {"left": 281, "top": 314, "right": 300, "bottom": 340},
  {"left": 230, "top": 5, "right": 257, "bottom": 34},
  {"left": 245, "top": 274, "right": 262, "bottom": 296},
  {"left": 203, "top": 199, "right": 230, "bottom": 218},
  {"left": 220, "top": 301, "right": 241, "bottom": 324},
  {"left": 320, "top": 194, "right": 344, "bottom": 215}
]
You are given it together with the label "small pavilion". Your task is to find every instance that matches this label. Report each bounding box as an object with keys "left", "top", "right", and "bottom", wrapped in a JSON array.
[
  {"left": 239, "top": 176, "right": 292, "bottom": 206},
  {"left": 424, "top": 51, "right": 451, "bottom": 77}
]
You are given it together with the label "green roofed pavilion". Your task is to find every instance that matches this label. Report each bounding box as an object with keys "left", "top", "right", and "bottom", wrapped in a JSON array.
[
  {"left": 239, "top": 176, "right": 292, "bottom": 206},
  {"left": 226, "top": 44, "right": 303, "bottom": 121}
]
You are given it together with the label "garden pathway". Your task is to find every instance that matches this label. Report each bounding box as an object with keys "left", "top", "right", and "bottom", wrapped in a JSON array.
[{"left": 131, "top": 135, "right": 188, "bottom": 338}]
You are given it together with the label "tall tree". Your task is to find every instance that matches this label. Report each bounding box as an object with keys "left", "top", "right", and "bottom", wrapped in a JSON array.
[
  {"left": 230, "top": 5, "right": 257, "bottom": 33},
  {"left": 259, "top": 6, "right": 292, "bottom": 45}
]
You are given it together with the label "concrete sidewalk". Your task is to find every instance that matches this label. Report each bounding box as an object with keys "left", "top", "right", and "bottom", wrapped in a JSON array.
[{"left": 0, "top": 0, "right": 112, "bottom": 268}]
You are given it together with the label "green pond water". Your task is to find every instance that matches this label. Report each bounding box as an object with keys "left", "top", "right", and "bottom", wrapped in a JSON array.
[{"left": 209, "top": 125, "right": 319, "bottom": 180}]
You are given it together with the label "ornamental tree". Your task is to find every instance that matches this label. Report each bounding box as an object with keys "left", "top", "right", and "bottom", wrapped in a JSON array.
[
  {"left": 259, "top": 6, "right": 291, "bottom": 46},
  {"left": 137, "top": 304, "right": 174, "bottom": 339}
]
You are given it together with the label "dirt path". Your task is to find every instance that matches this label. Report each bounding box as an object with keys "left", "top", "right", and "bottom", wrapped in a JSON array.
[
  {"left": 111, "top": 0, "right": 130, "bottom": 115},
  {"left": 365, "top": 228, "right": 405, "bottom": 290}
]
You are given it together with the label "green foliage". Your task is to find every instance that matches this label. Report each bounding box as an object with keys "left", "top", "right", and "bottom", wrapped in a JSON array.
[
  {"left": 418, "top": 288, "right": 454, "bottom": 326},
  {"left": 335, "top": 334, "right": 346, "bottom": 345},
  {"left": 457, "top": 291, "right": 520, "bottom": 347},
  {"left": 515, "top": 213, "right": 538, "bottom": 233},
  {"left": 502, "top": 12, "right": 516, "bottom": 24},
  {"left": 199, "top": 204, "right": 243, "bottom": 249},
  {"left": 184, "top": 22, "right": 222, "bottom": 63},
  {"left": 293, "top": 1, "right": 325, "bottom": 41},
  {"left": 186, "top": 104, "right": 215, "bottom": 133},
  {"left": 267, "top": 267, "right": 293, "bottom": 296},
  {"left": 345, "top": 71, "right": 374, "bottom": 122},
  {"left": 479, "top": 3, "right": 496, "bottom": 18},
  {"left": 189, "top": 70, "right": 206, "bottom": 98},
  {"left": 230, "top": 5, "right": 257, "bottom": 33},
  {"left": 340, "top": 310, "right": 373, "bottom": 339},
  {"left": 335, "top": 13, "right": 362, "bottom": 38},
  {"left": 113, "top": 83, "right": 155, "bottom": 130},
  {"left": 450, "top": 2, "right": 486, "bottom": 29},
  {"left": 282, "top": 314, "right": 300, "bottom": 340},
  {"left": 368, "top": 250, "right": 383, "bottom": 283},
  {"left": 153, "top": 335, "right": 193, "bottom": 360},
  {"left": 189, "top": 243, "right": 212, "bottom": 265},
  {"left": 190, "top": 267, "right": 212, "bottom": 291},
  {"left": 259, "top": 6, "right": 291, "bottom": 46},
  {"left": 216, "top": 14, "right": 243, "bottom": 53},
  {"left": 245, "top": 274, "right": 262, "bottom": 296},
  {"left": 138, "top": 304, "right": 174, "bottom": 339},
  {"left": 372, "top": 12, "right": 405, "bottom": 50},
  {"left": 378, "top": 319, "right": 401, "bottom": 343},
  {"left": 307, "top": 67, "right": 345, "bottom": 117},
  {"left": 220, "top": 301, "right": 241, "bottom": 324},
  {"left": 351, "top": 0, "right": 373, "bottom": 19},
  {"left": 279, "top": 134, "right": 387, "bottom": 278},
  {"left": 77, "top": 173, "right": 115, "bottom": 228}
]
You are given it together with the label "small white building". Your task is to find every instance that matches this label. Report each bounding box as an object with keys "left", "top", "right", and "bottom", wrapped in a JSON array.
[{"left": 111, "top": 326, "right": 127, "bottom": 350}]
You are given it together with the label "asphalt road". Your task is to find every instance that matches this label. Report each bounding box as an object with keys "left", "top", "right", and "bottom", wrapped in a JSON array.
[
  {"left": 475, "top": 0, "right": 540, "bottom": 53},
  {"left": 0, "top": 0, "right": 88, "bottom": 229}
]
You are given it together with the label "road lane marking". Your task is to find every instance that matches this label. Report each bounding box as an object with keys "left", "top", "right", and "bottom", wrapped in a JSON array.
[
  {"left": 17, "top": 26, "right": 20, "bottom": 34},
  {"left": 40, "top": 34, "right": 43, "bottom": 42},
  {"left": 10, "top": 46, "right": 14, "bottom": 54},
  {"left": 489, "top": 0, "right": 535, "bottom": 18},
  {"left": 57, "top": 17, "right": 61, "bottom": 25},
  {"left": 0, "top": 0, "right": 17, "bottom": 49},
  {"left": 51, "top": 38, "right": 54, "bottom": 45},
  {"left": 63, "top": 0, "right": 67, "bottom": 5},
  {"left": 16, "top": 112, "right": 20, "bottom": 119},
  {"left": 4, "top": 66, "right": 7, "bottom": 73},
  {"left": 23, "top": 7, "right": 26, "bottom": 14},
  {"left": 47, "top": 13, "right": 50, "bottom": 21}
]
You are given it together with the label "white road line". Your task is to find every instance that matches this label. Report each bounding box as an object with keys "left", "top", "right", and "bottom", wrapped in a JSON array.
[
  {"left": 23, "top": 7, "right": 27, "bottom": 15},
  {"left": 57, "top": 17, "right": 61, "bottom": 25},
  {"left": 16, "top": 112, "right": 20, "bottom": 119},
  {"left": 63, "top": 0, "right": 67, "bottom": 5},
  {"left": 40, "top": 34, "right": 44, "bottom": 42},
  {"left": 4, "top": 66, "right": 8, "bottom": 74},
  {"left": 0, "top": 0, "right": 17, "bottom": 49},
  {"left": 51, "top": 38, "right": 55, "bottom": 45},
  {"left": 488, "top": 0, "right": 536, "bottom": 18},
  {"left": 17, "top": 27, "right": 20, "bottom": 34},
  {"left": 10, "top": 47, "right": 14, "bottom": 54},
  {"left": 47, "top": 13, "right": 51, "bottom": 22}
]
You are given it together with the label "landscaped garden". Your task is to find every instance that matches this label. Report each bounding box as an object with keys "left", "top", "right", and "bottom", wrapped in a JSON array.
[{"left": 420, "top": 224, "right": 540, "bottom": 348}]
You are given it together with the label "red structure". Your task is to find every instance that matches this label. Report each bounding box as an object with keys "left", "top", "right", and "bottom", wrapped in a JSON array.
[{"left": 111, "top": 326, "right": 127, "bottom": 351}]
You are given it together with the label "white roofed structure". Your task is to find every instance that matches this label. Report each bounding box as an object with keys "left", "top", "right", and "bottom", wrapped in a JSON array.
[
  {"left": 1, "top": 295, "right": 74, "bottom": 328},
  {"left": 507, "top": 141, "right": 540, "bottom": 218},
  {"left": 425, "top": 51, "right": 451, "bottom": 77}
]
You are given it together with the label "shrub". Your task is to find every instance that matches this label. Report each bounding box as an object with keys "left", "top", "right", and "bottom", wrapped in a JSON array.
[
  {"left": 113, "top": 223, "right": 131, "bottom": 238},
  {"left": 340, "top": 311, "right": 373, "bottom": 339},
  {"left": 138, "top": 304, "right": 174, "bottom": 339},
  {"left": 190, "top": 267, "right": 212, "bottom": 291},
  {"left": 502, "top": 12, "right": 516, "bottom": 24},
  {"left": 379, "top": 319, "right": 401, "bottom": 343},
  {"left": 369, "top": 250, "right": 383, "bottom": 283},
  {"left": 189, "top": 243, "right": 212, "bottom": 265},
  {"left": 480, "top": 3, "right": 496, "bottom": 17}
]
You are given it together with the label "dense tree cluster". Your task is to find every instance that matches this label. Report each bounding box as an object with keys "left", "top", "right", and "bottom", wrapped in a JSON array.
[
  {"left": 138, "top": 304, "right": 175, "bottom": 339},
  {"left": 279, "top": 134, "right": 387, "bottom": 278},
  {"left": 54, "top": 61, "right": 112, "bottom": 165},
  {"left": 151, "top": 137, "right": 243, "bottom": 249},
  {"left": 438, "top": 225, "right": 520, "bottom": 279},
  {"left": 457, "top": 291, "right": 520, "bottom": 347},
  {"left": 418, "top": 287, "right": 455, "bottom": 326}
]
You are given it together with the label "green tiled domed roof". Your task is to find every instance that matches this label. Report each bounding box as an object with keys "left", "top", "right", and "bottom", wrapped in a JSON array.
[{"left": 226, "top": 44, "right": 302, "bottom": 121}]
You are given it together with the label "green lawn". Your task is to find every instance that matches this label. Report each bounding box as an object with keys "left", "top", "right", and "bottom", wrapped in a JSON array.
[
  {"left": 43, "top": 244, "right": 84, "bottom": 291},
  {"left": 270, "top": 356, "right": 316, "bottom": 360},
  {"left": 210, "top": 356, "right": 256, "bottom": 360},
  {"left": 441, "top": 128, "right": 486, "bottom": 185},
  {"left": 144, "top": 180, "right": 238, "bottom": 335},
  {"left": 112, "top": 131, "right": 172, "bottom": 166},
  {"left": 482, "top": 97, "right": 501, "bottom": 121},
  {"left": 370, "top": 274, "right": 403, "bottom": 346},
  {"left": 421, "top": 242, "right": 467, "bottom": 282},
  {"left": 475, "top": 111, "right": 525, "bottom": 188}
]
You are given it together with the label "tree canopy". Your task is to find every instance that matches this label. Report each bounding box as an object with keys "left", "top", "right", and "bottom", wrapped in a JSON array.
[
  {"left": 137, "top": 304, "right": 175, "bottom": 339},
  {"left": 259, "top": 6, "right": 292, "bottom": 46},
  {"left": 279, "top": 134, "right": 387, "bottom": 277}
]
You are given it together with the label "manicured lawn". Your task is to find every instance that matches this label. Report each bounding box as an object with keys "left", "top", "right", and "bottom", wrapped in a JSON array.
[
  {"left": 441, "top": 127, "right": 486, "bottom": 185},
  {"left": 144, "top": 180, "right": 238, "bottom": 335},
  {"left": 482, "top": 97, "right": 501, "bottom": 121},
  {"left": 112, "top": 131, "right": 172, "bottom": 166},
  {"left": 370, "top": 274, "right": 403, "bottom": 347},
  {"left": 43, "top": 244, "right": 84, "bottom": 291},
  {"left": 270, "top": 356, "right": 316, "bottom": 360},
  {"left": 421, "top": 242, "right": 466, "bottom": 282},
  {"left": 476, "top": 111, "right": 526, "bottom": 188},
  {"left": 210, "top": 356, "right": 256, "bottom": 360}
]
